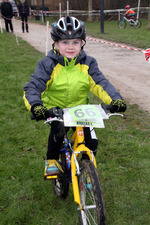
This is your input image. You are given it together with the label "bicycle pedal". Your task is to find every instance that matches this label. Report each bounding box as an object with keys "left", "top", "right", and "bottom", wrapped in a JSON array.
[{"left": 44, "top": 175, "right": 58, "bottom": 180}]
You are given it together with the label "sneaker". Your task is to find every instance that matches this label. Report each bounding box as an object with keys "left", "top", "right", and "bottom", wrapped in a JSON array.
[
  {"left": 44, "top": 160, "right": 63, "bottom": 177},
  {"left": 85, "top": 172, "right": 92, "bottom": 190}
]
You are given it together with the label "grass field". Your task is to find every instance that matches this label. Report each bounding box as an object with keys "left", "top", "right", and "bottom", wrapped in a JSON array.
[{"left": 0, "top": 21, "right": 150, "bottom": 225}]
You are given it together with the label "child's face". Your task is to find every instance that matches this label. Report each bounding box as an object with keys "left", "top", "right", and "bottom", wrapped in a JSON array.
[{"left": 54, "top": 39, "right": 84, "bottom": 58}]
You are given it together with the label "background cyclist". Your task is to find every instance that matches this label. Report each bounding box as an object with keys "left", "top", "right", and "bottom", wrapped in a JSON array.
[{"left": 124, "top": 5, "right": 135, "bottom": 20}]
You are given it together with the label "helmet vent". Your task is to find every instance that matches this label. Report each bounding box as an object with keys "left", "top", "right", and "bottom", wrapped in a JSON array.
[
  {"left": 59, "top": 20, "right": 64, "bottom": 29},
  {"left": 66, "top": 16, "right": 71, "bottom": 23},
  {"left": 67, "top": 25, "right": 72, "bottom": 32},
  {"left": 75, "top": 19, "right": 79, "bottom": 29}
]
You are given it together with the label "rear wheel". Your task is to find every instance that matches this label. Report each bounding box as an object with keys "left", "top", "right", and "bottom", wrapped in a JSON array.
[
  {"left": 134, "top": 19, "right": 142, "bottom": 29},
  {"left": 118, "top": 20, "right": 126, "bottom": 29},
  {"left": 78, "top": 160, "right": 106, "bottom": 225},
  {"left": 52, "top": 162, "right": 69, "bottom": 199}
]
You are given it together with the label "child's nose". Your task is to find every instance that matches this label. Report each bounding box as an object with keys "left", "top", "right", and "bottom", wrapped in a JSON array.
[{"left": 68, "top": 43, "right": 73, "bottom": 48}]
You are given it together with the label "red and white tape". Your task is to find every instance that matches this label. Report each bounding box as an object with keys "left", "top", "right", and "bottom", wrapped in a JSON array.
[
  {"left": 87, "top": 37, "right": 150, "bottom": 63},
  {"left": 145, "top": 48, "right": 150, "bottom": 63},
  {"left": 87, "top": 37, "right": 144, "bottom": 52}
]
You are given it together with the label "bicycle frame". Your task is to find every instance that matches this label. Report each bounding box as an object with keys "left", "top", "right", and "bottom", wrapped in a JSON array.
[
  {"left": 45, "top": 119, "right": 97, "bottom": 209},
  {"left": 118, "top": 14, "right": 142, "bottom": 30},
  {"left": 122, "top": 16, "right": 138, "bottom": 26}
]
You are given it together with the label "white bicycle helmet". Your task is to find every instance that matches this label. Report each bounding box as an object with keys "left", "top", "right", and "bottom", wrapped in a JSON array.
[{"left": 51, "top": 16, "right": 86, "bottom": 42}]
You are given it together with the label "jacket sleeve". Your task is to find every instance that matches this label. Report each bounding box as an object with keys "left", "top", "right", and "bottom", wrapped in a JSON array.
[
  {"left": 88, "top": 57, "right": 122, "bottom": 105},
  {"left": 124, "top": 9, "right": 129, "bottom": 16},
  {"left": 23, "top": 57, "right": 54, "bottom": 111}
]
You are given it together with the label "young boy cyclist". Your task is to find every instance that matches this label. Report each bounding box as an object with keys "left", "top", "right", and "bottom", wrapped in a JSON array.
[
  {"left": 23, "top": 16, "right": 126, "bottom": 177},
  {"left": 124, "top": 5, "right": 135, "bottom": 19}
]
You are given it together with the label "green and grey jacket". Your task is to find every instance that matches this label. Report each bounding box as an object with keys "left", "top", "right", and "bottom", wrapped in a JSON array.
[{"left": 23, "top": 49, "right": 122, "bottom": 111}]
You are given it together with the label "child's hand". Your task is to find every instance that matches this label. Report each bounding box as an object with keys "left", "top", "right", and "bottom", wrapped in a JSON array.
[
  {"left": 31, "top": 105, "right": 63, "bottom": 121},
  {"left": 110, "top": 99, "right": 127, "bottom": 113},
  {"left": 31, "top": 105, "right": 50, "bottom": 121}
]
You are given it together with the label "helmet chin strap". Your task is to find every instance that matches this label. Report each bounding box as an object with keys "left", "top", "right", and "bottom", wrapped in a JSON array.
[
  {"left": 81, "top": 40, "right": 86, "bottom": 49},
  {"left": 52, "top": 44, "right": 60, "bottom": 55}
]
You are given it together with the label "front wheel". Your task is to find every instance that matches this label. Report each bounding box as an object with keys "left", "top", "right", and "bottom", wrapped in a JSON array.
[
  {"left": 118, "top": 20, "right": 126, "bottom": 29},
  {"left": 134, "top": 19, "right": 142, "bottom": 29},
  {"left": 78, "top": 160, "right": 106, "bottom": 225}
]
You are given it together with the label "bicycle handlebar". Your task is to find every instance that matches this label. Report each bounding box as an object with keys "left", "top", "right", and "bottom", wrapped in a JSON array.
[
  {"left": 30, "top": 105, "right": 122, "bottom": 121},
  {"left": 101, "top": 104, "right": 113, "bottom": 113}
]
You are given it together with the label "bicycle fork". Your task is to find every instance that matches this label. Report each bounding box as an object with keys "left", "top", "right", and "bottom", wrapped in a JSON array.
[{"left": 71, "top": 127, "right": 97, "bottom": 209}]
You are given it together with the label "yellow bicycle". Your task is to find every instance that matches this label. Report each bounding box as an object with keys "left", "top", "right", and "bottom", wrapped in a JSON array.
[{"left": 44, "top": 104, "right": 122, "bottom": 224}]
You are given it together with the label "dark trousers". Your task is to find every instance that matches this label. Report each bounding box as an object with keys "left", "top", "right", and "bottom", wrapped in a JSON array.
[
  {"left": 47, "top": 121, "right": 98, "bottom": 160},
  {"left": 4, "top": 18, "right": 13, "bottom": 32},
  {"left": 21, "top": 14, "right": 28, "bottom": 32}
]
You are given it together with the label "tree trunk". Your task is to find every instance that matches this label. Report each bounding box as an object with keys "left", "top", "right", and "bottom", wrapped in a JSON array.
[
  {"left": 88, "top": 0, "right": 92, "bottom": 22},
  {"left": 148, "top": 1, "right": 150, "bottom": 30}
]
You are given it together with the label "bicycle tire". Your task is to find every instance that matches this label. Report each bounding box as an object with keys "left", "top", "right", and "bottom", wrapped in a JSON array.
[
  {"left": 78, "top": 160, "right": 106, "bottom": 225},
  {"left": 52, "top": 162, "right": 69, "bottom": 199},
  {"left": 118, "top": 20, "right": 126, "bottom": 29},
  {"left": 134, "top": 19, "right": 142, "bottom": 29}
]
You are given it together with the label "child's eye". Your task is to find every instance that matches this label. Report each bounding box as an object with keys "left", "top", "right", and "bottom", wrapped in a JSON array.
[
  {"left": 62, "top": 41, "right": 68, "bottom": 44},
  {"left": 74, "top": 41, "right": 79, "bottom": 45}
]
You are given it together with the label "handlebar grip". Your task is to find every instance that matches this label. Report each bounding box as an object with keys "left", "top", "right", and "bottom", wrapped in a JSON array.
[
  {"left": 50, "top": 108, "right": 63, "bottom": 119},
  {"left": 102, "top": 104, "right": 113, "bottom": 113}
]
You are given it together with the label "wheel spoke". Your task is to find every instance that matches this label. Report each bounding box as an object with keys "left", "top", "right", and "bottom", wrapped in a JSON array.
[
  {"left": 86, "top": 209, "right": 97, "bottom": 225},
  {"left": 78, "top": 160, "right": 106, "bottom": 224}
]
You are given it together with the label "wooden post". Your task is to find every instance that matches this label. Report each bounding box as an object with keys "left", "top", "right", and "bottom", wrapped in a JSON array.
[
  {"left": 67, "top": 1, "right": 69, "bottom": 16},
  {"left": 59, "top": 2, "right": 61, "bottom": 18},
  {"left": 100, "top": 0, "right": 104, "bottom": 34},
  {"left": 137, "top": 0, "right": 140, "bottom": 20},
  {"left": 45, "top": 21, "right": 49, "bottom": 56},
  {"left": 0, "top": 18, "right": 3, "bottom": 33},
  {"left": 88, "top": 0, "right": 92, "bottom": 22}
]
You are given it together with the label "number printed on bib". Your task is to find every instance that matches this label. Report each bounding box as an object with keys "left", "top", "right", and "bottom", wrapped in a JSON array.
[{"left": 63, "top": 105, "right": 108, "bottom": 128}]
